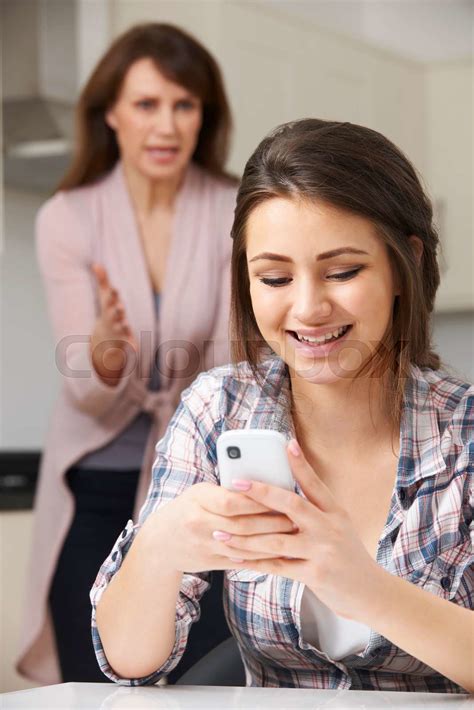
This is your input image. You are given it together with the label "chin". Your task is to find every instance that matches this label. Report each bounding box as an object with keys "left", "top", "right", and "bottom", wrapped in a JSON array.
[
  {"left": 292, "top": 362, "right": 351, "bottom": 385},
  {"left": 141, "top": 163, "right": 183, "bottom": 181},
  {"left": 134, "top": 153, "right": 187, "bottom": 180},
  {"left": 290, "top": 351, "right": 369, "bottom": 385}
]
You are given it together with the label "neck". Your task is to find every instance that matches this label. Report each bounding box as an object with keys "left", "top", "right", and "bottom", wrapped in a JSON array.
[
  {"left": 122, "top": 160, "right": 186, "bottom": 214},
  {"left": 290, "top": 370, "right": 399, "bottom": 453}
]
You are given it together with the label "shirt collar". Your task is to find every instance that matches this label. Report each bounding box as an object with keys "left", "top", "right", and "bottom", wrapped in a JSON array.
[
  {"left": 244, "top": 357, "right": 295, "bottom": 438},
  {"left": 398, "top": 364, "right": 447, "bottom": 487},
  {"left": 246, "top": 358, "right": 446, "bottom": 488}
]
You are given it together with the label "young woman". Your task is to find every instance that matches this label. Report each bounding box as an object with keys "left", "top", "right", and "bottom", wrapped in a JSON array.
[
  {"left": 92, "top": 119, "right": 473, "bottom": 693},
  {"left": 17, "top": 23, "right": 236, "bottom": 685}
]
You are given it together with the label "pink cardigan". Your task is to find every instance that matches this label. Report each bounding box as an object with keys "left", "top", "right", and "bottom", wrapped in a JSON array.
[{"left": 16, "top": 162, "right": 237, "bottom": 684}]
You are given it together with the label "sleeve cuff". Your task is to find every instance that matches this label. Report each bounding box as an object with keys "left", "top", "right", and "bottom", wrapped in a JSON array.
[{"left": 90, "top": 521, "right": 211, "bottom": 685}]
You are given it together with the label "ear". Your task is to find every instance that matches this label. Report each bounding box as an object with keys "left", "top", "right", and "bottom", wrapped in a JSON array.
[
  {"left": 105, "top": 108, "right": 117, "bottom": 131},
  {"left": 408, "top": 235, "right": 423, "bottom": 266}
]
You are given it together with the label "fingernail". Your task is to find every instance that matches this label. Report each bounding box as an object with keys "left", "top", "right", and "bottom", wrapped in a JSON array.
[
  {"left": 212, "top": 530, "right": 232, "bottom": 541},
  {"left": 229, "top": 558, "right": 244, "bottom": 563},
  {"left": 288, "top": 439, "right": 301, "bottom": 457},
  {"left": 232, "top": 479, "right": 252, "bottom": 491}
]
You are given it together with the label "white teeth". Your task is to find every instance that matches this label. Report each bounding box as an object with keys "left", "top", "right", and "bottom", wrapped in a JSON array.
[{"left": 297, "top": 325, "right": 349, "bottom": 345}]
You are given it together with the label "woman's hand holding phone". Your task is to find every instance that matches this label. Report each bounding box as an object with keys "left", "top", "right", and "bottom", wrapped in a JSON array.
[
  {"left": 144, "top": 426, "right": 379, "bottom": 624},
  {"left": 147, "top": 481, "right": 296, "bottom": 575},
  {"left": 219, "top": 438, "right": 386, "bottom": 624}
]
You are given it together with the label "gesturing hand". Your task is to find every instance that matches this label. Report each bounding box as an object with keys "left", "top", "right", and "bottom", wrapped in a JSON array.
[
  {"left": 221, "top": 439, "right": 383, "bottom": 622},
  {"left": 91, "top": 264, "right": 137, "bottom": 349},
  {"left": 90, "top": 264, "right": 137, "bottom": 382}
]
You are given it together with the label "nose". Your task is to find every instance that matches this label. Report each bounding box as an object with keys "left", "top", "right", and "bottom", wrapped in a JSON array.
[
  {"left": 153, "top": 105, "right": 176, "bottom": 136},
  {"left": 293, "top": 277, "right": 332, "bottom": 324}
]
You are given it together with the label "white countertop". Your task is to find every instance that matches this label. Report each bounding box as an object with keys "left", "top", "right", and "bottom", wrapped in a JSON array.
[{"left": 2, "top": 683, "right": 473, "bottom": 709}]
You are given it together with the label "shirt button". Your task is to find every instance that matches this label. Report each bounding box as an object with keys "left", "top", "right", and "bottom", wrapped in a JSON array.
[
  {"left": 399, "top": 488, "right": 406, "bottom": 503},
  {"left": 112, "top": 551, "right": 118, "bottom": 562},
  {"left": 121, "top": 528, "right": 127, "bottom": 538},
  {"left": 441, "top": 576, "right": 451, "bottom": 591}
]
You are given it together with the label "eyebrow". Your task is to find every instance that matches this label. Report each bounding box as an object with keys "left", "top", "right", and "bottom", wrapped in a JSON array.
[
  {"left": 248, "top": 247, "right": 369, "bottom": 263},
  {"left": 131, "top": 91, "right": 194, "bottom": 100}
]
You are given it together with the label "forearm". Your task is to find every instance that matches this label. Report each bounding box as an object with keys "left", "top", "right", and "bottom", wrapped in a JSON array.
[
  {"left": 96, "top": 515, "right": 183, "bottom": 679},
  {"left": 362, "top": 567, "right": 474, "bottom": 693}
]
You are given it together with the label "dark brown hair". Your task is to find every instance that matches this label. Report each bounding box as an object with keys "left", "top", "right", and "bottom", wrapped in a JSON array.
[
  {"left": 230, "top": 119, "right": 442, "bottom": 423},
  {"left": 58, "top": 23, "right": 233, "bottom": 190}
]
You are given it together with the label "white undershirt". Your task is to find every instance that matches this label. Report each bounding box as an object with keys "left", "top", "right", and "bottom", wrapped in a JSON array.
[{"left": 300, "top": 586, "right": 371, "bottom": 660}]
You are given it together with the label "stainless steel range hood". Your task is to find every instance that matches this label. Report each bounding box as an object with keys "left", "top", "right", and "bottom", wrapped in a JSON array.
[{"left": 3, "top": 97, "right": 74, "bottom": 193}]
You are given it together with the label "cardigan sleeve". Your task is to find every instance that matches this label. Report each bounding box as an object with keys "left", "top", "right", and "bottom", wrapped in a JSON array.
[{"left": 36, "top": 191, "right": 132, "bottom": 418}]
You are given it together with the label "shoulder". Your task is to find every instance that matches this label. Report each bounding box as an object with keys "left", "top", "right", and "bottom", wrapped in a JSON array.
[
  {"left": 212, "top": 175, "right": 239, "bottom": 209},
  {"left": 36, "top": 170, "right": 115, "bottom": 252},
  {"left": 406, "top": 366, "right": 473, "bottom": 497},
  {"left": 181, "top": 357, "right": 286, "bottom": 423},
  {"left": 191, "top": 163, "right": 238, "bottom": 212},
  {"left": 37, "top": 171, "right": 112, "bottom": 228},
  {"left": 180, "top": 360, "right": 257, "bottom": 421},
  {"left": 416, "top": 367, "right": 473, "bottom": 446},
  {"left": 402, "top": 369, "right": 472, "bottom": 549},
  {"left": 36, "top": 191, "right": 71, "bottom": 229},
  {"left": 35, "top": 189, "right": 90, "bottom": 261}
]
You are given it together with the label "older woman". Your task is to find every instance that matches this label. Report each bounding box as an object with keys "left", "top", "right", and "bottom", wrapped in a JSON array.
[{"left": 17, "top": 23, "right": 237, "bottom": 685}]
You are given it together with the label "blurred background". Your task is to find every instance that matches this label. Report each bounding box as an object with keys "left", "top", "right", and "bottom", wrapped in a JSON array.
[{"left": 0, "top": 0, "right": 472, "bottom": 693}]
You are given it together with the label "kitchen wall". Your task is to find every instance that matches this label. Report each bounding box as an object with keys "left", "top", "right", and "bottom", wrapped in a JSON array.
[
  {"left": 2, "top": 0, "right": 40, "bottom": 99},
  {"left": 2, "top": 187, "right": 57, "bottom": 449},
  {"left": 425, "top": 59, "right": 473, "bottom": 312},
  {"left": 433, "top": 312, "right": 474, "bottom": 383}
]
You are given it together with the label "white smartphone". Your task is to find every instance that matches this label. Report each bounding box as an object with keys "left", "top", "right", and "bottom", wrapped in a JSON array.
[{"left": 216, "top": 429, "right": 294, "bottom": 491}]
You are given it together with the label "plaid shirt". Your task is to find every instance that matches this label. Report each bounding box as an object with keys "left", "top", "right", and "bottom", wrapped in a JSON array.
[{"left": 91, "top": 358, "right": 473, "bottom": 692}]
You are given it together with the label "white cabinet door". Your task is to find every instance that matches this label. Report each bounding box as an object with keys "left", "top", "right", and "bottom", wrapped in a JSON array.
[
  {"left": 425, "top": 61, "right": 473, "bottom": 313},
  {"left": 0, "top": 511, "right": 38, "bottom": 692}
]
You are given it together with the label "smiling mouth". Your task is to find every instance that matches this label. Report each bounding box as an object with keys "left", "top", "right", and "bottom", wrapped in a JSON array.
[
  {"left": 146, "top": 147, "right": 179, "bottom": 154},
  {"left": 288, "top": 324, "right": 352, "bottom": 346}
]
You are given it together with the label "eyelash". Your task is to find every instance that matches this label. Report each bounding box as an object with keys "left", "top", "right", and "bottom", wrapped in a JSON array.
[
  {"left": 176, "top": 100, "right": 195, "bottom": 110},
  {"left": 136, "top": 100, "right": 155, "bottom": 110},
  {"left": 136, "top": 99, "right": 195, "bottom": 111},
  {"left": 259, "top": 267, "right": 362, "bottom": 288}
]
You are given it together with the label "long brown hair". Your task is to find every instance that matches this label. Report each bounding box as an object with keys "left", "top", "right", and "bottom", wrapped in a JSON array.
[
  {"left": 58, "top": 23, "right": 234, "bottom": 190},
  {"left": 230, "top": 119, "right": 442, "bottom": 424}
]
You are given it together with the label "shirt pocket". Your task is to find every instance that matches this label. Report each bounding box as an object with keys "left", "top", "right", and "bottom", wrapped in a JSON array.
[
  {"left": 225, "top": 569, "right": 283, "bottom": 659},
  {"left": 415, "top": 539, "right": 473, "bottom": 601}
]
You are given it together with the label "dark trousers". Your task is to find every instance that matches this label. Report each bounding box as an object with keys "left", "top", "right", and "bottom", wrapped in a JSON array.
[{"left": 49, "top": 467, "right": 230, "bottom": 683}]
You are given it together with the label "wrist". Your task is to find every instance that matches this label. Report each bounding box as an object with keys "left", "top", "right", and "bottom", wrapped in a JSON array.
[
  {"left": 140, "top": 512, "right": 183, "bottom": 579},
  {"left": 356, "top": 562, "right": 397, "bottom": 627},
  {"left": 91, "top": 335, "right": 128, "bottom": 383}
]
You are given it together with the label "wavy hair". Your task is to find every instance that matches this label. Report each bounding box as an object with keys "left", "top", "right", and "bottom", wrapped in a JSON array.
[
  {"left": 230, "top": 119, "right": 442, "bottom": 423},
  {"left": 58, "top": 23, "right": 234, "bottom": 190}
]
